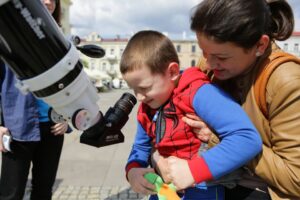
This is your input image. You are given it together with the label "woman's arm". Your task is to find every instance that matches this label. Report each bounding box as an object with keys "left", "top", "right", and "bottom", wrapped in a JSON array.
[{"left": 248, "top": 62, "right": 300, "bottom": 197}]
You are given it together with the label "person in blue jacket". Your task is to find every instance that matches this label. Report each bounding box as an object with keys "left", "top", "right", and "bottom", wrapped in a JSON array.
[{"left": 0, "top": 0, "right": 71, "bottom": 199}]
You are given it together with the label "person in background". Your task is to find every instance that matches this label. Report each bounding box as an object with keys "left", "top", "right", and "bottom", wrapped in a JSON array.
[
  {"left": 0, "top": 0, "right": 71, "bottom": 199},
  {"left": 154, "top": 0, "right": 300, "bottom": 199},
  {"left": 121, "top": 30, "right": 262, "bottom": 200}
]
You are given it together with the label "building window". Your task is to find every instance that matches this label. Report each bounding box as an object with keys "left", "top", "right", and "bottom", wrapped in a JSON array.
[
  {"left": 102, "top": 62, "right": 107, "bottom": 71},
  {"left": 176, "top": 45, "right": 181, "bottom": 53},
  {"left": 191, "top": 45, "right": 196, "bottom": 53},
  {"left": 120, "top": 48, "right": 124, "bottom": 56},
  {"left": 97, "top": 65, "right": 101, "bottom": 71},
  {"left": 90, "top": 60, "right": 95, "bottom": 70},
  {"left": 294, "top": 43, "right": 299, "bottom": 52},
  {"left": 110, "top": 65, "right": 114, "bottom": 71},
  {"left": 110, "top": 49, "right": 115, "bottom": 55},
  {"left": 283, "top": 43, "right": 288, "bottom": 51},
  {"left": 191, "top": 60, "right": 196, "bottom": 66}
]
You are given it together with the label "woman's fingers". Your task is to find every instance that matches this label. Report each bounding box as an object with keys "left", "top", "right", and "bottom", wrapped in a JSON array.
[
  {"left": 167, "top": 156, "right": 195, "bottom": 190},
  {"left": 182, "top": 114, "right": 213, "bottom": 143},
  {"left": 51, "top": 123, "right": 68, "bottom": 135},
  {"left": 185, "top": 113, "right": 202, "bottom": 120},
  {"left": 0, "top": 127, "right": 10, "bottom": 152},
  {"left": 182, "top": 115, "right": 205, "bottom": 129}
]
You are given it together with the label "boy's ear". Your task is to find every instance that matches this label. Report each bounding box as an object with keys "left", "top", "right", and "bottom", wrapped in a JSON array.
[{"left": 167, "top": 62, "right": 180, "bottom": 81}]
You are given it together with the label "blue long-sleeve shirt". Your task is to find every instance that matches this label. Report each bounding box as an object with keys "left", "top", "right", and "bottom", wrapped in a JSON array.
[
  {"left": 1, "top": 64, "right": 41, "bottom": 141},
  {"left": 126, "top": 83, "right": 262, "bottom": 183},
  {"left": 0, "top": 62, "right": 71, "bottom": 141}
]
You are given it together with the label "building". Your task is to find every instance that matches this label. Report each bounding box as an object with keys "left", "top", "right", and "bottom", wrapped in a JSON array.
[
  {"left": 173, "top": 40, "right": 202, "bottom": 69},
  {"left": 79, "top": 31, "right": 300, "bottom": 87},
  {"left": 276, "top": 32, "right": 300, "bottom": 57},
  {"left": 80, "top": 32, "right": 201, "bottom": 80},
  {"left": 60, "top": 0, "right": 71, "bottom": 34},
  {"left": 81, "top": 32, "right": 128, "bottom": 80}
]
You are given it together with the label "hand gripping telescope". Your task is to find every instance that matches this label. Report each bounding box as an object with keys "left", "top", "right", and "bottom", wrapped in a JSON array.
[{"left": 0, "top": 0, "right": 137, "bottom": 147}]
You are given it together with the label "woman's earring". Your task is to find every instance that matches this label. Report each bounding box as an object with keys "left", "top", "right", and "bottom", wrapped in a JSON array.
[{"left": 256, "top": 52, "right": 261, "bottom": 57}]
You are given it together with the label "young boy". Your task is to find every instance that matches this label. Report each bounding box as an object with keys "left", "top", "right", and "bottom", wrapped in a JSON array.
[{"left": 121, "top": 30, "right": 262, "bottom": 200}]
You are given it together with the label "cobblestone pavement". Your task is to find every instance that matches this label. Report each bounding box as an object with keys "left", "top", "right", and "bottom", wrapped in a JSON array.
[{"left": 24, "top": 186, "right": 148, "bottom": 200}]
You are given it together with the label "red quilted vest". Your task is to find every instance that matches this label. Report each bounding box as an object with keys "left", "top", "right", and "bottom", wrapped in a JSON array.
[{"left": 138, "top": 67, "right": 210, "bottom": 160}]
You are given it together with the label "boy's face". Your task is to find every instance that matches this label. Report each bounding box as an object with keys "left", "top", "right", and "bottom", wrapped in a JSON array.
[{"left": 122, "top": 63, "right": 179, "bottom": 109}]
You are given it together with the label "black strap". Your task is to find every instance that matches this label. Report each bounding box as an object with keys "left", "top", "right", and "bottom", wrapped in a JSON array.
[
  {"left": 0, "top": 60, "right": 4, "bottom": 125},
  {"left": 155, "top": 107, "right": 166, "bottom": 144}
]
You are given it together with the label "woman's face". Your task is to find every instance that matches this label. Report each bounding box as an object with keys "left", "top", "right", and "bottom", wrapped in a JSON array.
[
  {"left": 197, "top": 32, "right": 257, "bottom": 80},
  {"left": 42, "top": 0, "right": 56, "bottom": 14}
]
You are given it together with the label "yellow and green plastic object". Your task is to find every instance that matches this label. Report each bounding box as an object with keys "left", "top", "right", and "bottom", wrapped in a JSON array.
[{"left": 144, "top": 172, "right": 180, "bottom": 200}]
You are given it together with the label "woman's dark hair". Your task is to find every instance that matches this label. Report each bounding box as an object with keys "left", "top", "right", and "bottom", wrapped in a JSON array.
[
  {"left": 52, "top": 0, "right": 61, "bottom": 25},
  {"left": 191, "top": 0, "right": 294, "bottom": 49}
]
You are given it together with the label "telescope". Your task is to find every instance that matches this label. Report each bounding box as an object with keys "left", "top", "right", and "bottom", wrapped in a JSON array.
[{"left": 0, "top": 0, "right": 136, "bottom": 147}]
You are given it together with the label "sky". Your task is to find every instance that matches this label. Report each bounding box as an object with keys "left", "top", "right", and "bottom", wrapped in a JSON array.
[{"left": 70, "top": 0, "right": 300, "bottom": 40}]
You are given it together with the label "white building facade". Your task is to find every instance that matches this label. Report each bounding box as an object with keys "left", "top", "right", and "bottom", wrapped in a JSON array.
[
  {"left": 61, "top": 0, "right": 71, "bottom": 34},
  {"left": 80, "top": 31, "right": 300, "bottom": 84},
  {"left": 81, "top": 32, "right": 128, "bottom": 79},
  {"left": 276, "top": 32, "right": 300, "bottom": 57},
  {"left": 80, "top": 32, "right": 201, "bottom": 79}
]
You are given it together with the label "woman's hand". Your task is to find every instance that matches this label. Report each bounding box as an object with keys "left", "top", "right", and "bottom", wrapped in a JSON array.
[
  {"left": 182, "top": 113, "right": 213, "bottom": 142},
  {"left": 153, "top": 151, "right": 195, "bottom": 190},
  {"left": 127, "top": 168, "right": 156, "bottom": 195},
  {"left": 51, "top": 122, "right": 68, "bottom": 135},
  {"left": 164, "top": 156, "right": 195, "bottom": 190},
  {"left": 151, "top": 150, "right": 172, "bottom": 183},
  {"left": 0, "top": 126, "right": 9, "bottom": 152}
]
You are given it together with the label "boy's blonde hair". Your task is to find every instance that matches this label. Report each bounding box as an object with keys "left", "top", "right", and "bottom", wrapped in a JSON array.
[{"left": 120, "top": 30, "right": 179, "bottom": 75}]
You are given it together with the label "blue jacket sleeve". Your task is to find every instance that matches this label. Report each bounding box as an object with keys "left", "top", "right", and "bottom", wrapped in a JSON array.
[
  {"left": 193, "top": 84, "right": 262, "bottom": 179},
  {"left": 126, "top": 121, "right": 152, "bottom": 168},
  {"left": 0, "top": 61, "right": 5, "bottom": 90}
]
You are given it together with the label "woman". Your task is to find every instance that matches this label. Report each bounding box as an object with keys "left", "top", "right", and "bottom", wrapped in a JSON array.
[
  {"left": 0, "top": 0, "right": 70, "bottom": 199},
  {"left": 44, "top": 0, "right": 61, "bottom": 26},
  {"left": 155, "top": 0, "right": 300, "bottom": 199}
]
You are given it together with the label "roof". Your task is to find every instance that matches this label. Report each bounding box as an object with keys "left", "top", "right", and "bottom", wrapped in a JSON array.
[{"left": 292, "top": 32, "right": 300, "bottom": 36}]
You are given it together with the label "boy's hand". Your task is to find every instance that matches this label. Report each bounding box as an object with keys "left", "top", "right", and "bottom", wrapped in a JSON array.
[
  {"left": 128, "top": 168, "right": 156, "bottom": 195},
  {"left": 182, "top": 113, "right": 212, "bottom": 142},
  {"left": 51, "top": 122, "right": 68, "bottom": 135}
]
